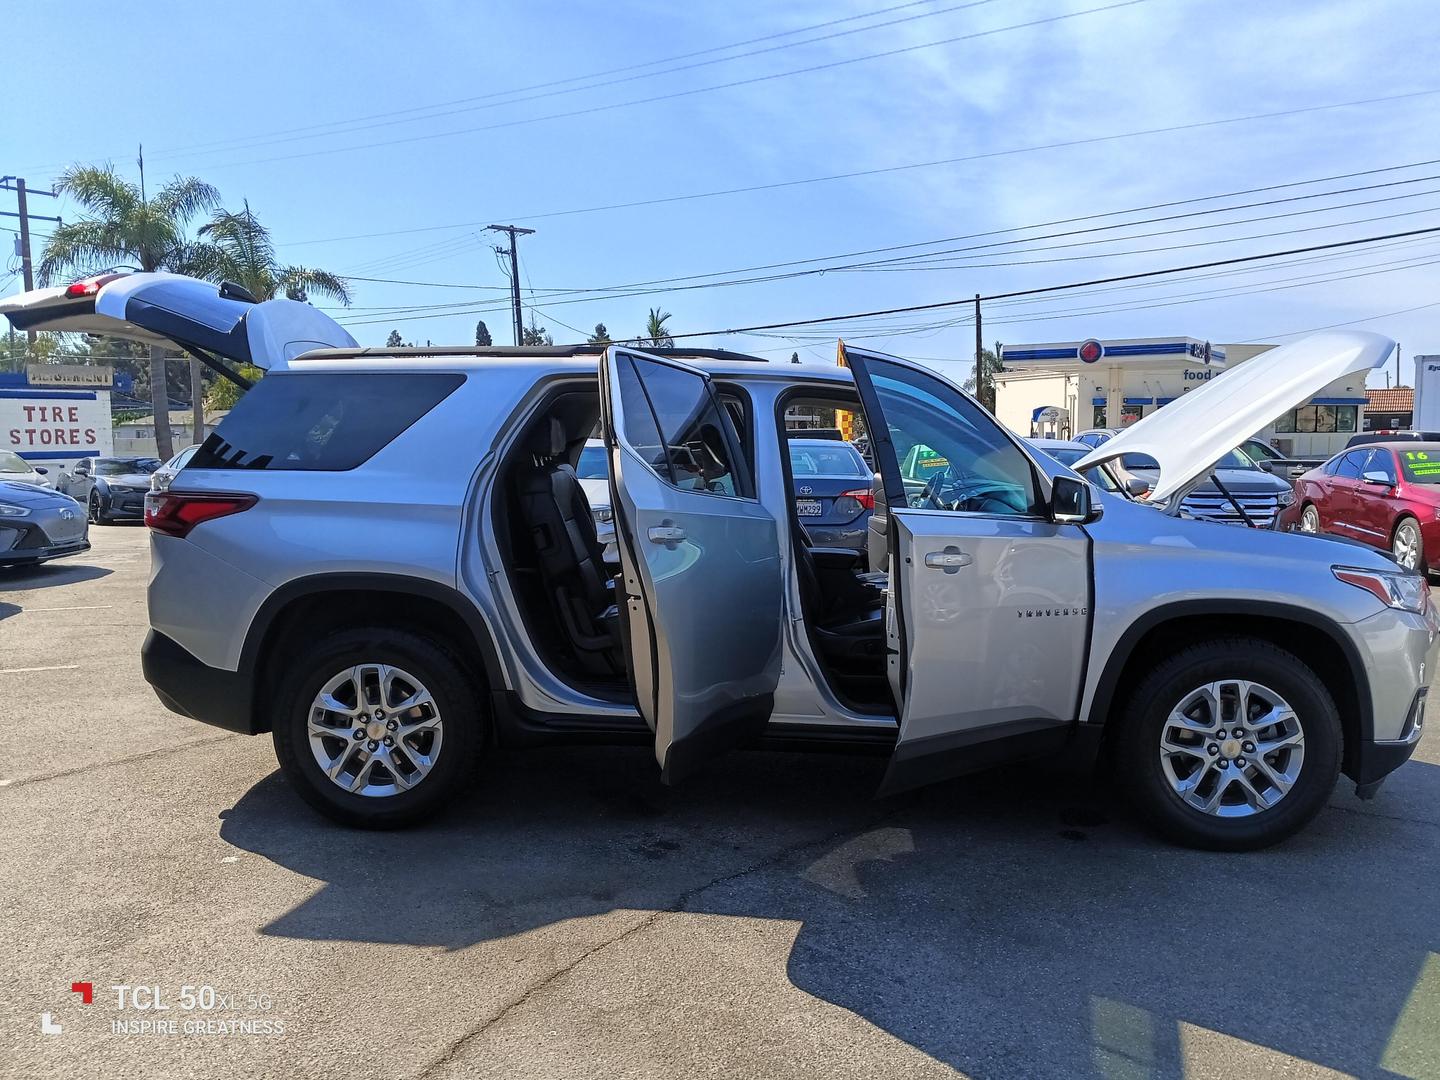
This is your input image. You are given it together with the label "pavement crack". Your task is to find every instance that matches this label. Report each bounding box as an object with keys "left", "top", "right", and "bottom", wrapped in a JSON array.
[
  {"left": 411, "top": 805, "right": 905, "bottom": 1079},
  {"left": 0, "top": 732, "right": 236, "bottom": 790}
]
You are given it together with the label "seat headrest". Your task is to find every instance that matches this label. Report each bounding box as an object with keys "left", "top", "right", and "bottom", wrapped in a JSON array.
[{"left": 532, "top": 416, "right": 568, "bottom": 459}]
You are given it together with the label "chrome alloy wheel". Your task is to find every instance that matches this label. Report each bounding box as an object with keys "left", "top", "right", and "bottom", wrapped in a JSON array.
[
  {"left": 1159, "top": 680, "right": 1305, "bottom": 817},
  {"left": 1393, "top": 520, "right": 1423, "bottom": 571},
  {"left": 1300, "top": 505, "right": 1320, "bottom": 534},
  {"left": 307, "top": 664, "right": 443, "bottom": 797}
]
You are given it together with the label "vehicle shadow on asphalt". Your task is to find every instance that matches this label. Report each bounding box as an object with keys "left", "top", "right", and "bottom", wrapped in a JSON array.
[
  {"left": 0, "top": 562, "right": 112, "bottom": 592},
  {"left": 218, "top": 745, "right": 1439, "bottom": 1079}
]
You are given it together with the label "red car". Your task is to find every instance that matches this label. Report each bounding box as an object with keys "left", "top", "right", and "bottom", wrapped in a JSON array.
[{"left": 1281, "top": 441, "right": 1440, "bottom": 574}]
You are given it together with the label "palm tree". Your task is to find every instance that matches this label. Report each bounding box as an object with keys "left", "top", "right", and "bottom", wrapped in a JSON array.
[
  {"left": 38, "top": 165, "right": 222, "bottom": 459},
  {"left": 639, "top": 307, "right": 674, "bottom": 348},
  {"left": 197, "top": 204, "right": 351, "bottom": 305}
]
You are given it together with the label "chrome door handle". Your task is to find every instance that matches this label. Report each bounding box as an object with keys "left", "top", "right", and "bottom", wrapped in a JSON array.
[
  {"left": 648, "top": 526, "right": 687, "bottom": 543},
  {"left": 923, "top": 550, "right": 972, "bottom": 569}
]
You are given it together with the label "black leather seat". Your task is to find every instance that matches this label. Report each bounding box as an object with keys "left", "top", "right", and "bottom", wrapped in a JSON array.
[
  {"left": 516, "top": 418, "right": 622, "bottom": 675},
  {"left": 792, "top": 524, "right": 887, "bottom": 673}
]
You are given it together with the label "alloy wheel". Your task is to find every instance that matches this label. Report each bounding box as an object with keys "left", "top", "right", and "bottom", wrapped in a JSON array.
[
  {"left": 1393, "top": 521, "right": 1423, "bottom": 571},
  {"left": 1158, "top": 679, "right": 1305, "bottom": 817},
  {"left": 1299, "top": 505, "right": 1319, "bottom": 534},
  {"left": 307, "top": 663, "right": 444, "bottom": 797}
]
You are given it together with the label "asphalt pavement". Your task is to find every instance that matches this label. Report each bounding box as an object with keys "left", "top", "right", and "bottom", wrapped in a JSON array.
[{"left": 1, "top": 525, "right": 1438, "bottom": 1080}]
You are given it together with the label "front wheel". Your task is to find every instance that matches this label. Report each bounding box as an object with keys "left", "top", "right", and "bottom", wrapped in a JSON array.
[
  {"left": 271, "top": 628, "right": 485, "bottom": 828},
  {"left": 1299, "top": 504, "right": 1320, "bottom": 534},
  {"left": 1392, "top": 517, "right": 1425, "bottom": 574},
  {"left": 1114, "top": 638, "right": 1340, "bottom": 851},
  {"left": 87, "top": 492, "right": 107, "bottom": 525}
]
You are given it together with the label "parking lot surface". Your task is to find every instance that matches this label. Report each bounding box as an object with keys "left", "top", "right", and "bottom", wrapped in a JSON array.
[{"left": 2, "top": 525, "right": 1439, "bottom": 1080}]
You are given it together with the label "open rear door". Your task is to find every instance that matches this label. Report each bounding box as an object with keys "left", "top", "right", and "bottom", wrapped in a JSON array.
[
  {"left": 0, "top": 272, "right": 356, "bottom": 370},
  {"left": 599, "top": 347, "right": 784, "bottom": 783}
]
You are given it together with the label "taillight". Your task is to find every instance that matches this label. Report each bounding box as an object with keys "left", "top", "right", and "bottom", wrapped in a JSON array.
[
  {"left": 64, "top": 273, "right": 125, "bottom": 299},
  {"left": 841, "top": 488, "right": 876, "bottom": 511},
  {"left": 145, "top": 492, "right": 257, "bottom": 538}
]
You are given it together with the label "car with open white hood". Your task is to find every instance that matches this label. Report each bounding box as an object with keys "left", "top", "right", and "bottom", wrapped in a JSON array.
[{"left": 2, "top": 275, "right": 1431, "bottom": 852}]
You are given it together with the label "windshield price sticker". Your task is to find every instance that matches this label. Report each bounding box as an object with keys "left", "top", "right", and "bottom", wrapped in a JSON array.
[{"left": 1404, "top": 451, "right": 1440, "bottom": 477}]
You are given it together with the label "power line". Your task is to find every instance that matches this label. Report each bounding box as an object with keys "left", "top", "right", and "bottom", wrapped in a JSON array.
[
  {"left": 196, "top": 0, "right": 1154, "bottom": 172},
  {"left": 34, "top": 0, "right": 961, "bottom": 169},
  {"left": 142, "top": 0, "right": 1003, "bottom": 165},
  {"left": 657, "top": 226, "right": 1440, "bottom": 340}
]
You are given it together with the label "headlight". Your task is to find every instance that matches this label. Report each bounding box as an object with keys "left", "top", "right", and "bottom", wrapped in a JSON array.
[
  {"left": 1277, "top": 490, "right": 1295, "bottom": 507},
  {"left": 593, "top": 507, "right": 613, "bottom": 524},
  {"left": 0, "top": 504, "right": 31, "bottom": 518},
  {"left": 1334, "top": 566, "right": 1430, "bottom": 614}
]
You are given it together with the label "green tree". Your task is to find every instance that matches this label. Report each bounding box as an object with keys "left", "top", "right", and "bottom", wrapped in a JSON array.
[
  {"left": 522, "top": 317, "right": 552, "bottom": 346},
  {"left": 204, "top": 363, "right": 263, "bottom": 414},
  {"left": 386, "top": 329, "right": 405, "bottom": 348},
  {"left": 638, "top": 307, "right": 674, "bottom": 348},
  {"left": 961, "top": 340, "right": 1005, "bottom": 411},
  {"left": 196, "top": 203, "right": 351, "bottom": 305},
  {"left": 38, "top": 164, "right": 222, "bottom": 459},
  {"left": 474, "top": 320, "right": 492, "bottom": 347},
  {"left": 587, "top": 323, "right": 612, "bottom": 346}
]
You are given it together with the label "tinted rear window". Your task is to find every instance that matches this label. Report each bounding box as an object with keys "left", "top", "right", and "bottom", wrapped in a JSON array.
[{"left": 191, "top": 373, "right": 463, "bottom": 471}]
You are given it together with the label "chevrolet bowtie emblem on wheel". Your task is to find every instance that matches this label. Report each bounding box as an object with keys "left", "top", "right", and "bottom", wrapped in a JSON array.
[{"left": 1017, "top": 607, "right": 1088, "bottom": 618}]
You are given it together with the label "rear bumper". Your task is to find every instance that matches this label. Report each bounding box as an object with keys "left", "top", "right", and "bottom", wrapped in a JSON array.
[{"left": 141, "top": 629, "right": 257, "bottom": 734}]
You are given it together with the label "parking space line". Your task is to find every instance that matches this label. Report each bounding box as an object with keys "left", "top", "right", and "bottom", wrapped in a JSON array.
[
  {"left": 16, "top": 605, "right": 117, "bottom": 613},
  {"left": 0, "top": 664, "right": 80, "bottom": 674}
]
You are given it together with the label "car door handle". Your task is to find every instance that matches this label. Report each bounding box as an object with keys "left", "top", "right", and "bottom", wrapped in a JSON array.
[
  {"left": 923, "top": 551, "right": 972, "bottom": 569},
  {"left": 648, "top": 526, "right": 687, "bottom": 544}
]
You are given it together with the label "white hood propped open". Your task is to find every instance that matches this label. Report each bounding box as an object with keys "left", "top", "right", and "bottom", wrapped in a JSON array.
[{"left": 1077, "top": 330, "right": 1393, "bottom": 505}]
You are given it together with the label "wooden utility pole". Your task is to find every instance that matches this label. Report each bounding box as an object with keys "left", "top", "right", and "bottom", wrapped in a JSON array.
[
  {"left": 1, "top": 176, "right": 61, "bottom": 352},
  {"left": 488, "top": 225, "right": 535, "bottom": 346},
  {"left": 973, "top": 294, "right": 984, "bottom": 410}
]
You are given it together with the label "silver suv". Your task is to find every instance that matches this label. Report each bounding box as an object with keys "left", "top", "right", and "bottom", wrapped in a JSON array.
[{"left": 4, "top": 274, "right": 1432, "bottom": 850}]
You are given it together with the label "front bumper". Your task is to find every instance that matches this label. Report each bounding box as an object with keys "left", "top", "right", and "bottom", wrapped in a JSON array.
[
  {"left": 97, "top": 489, "right": 147, "bottom": 519},
  {"left": 141, "top": 629, "right": 257, "bottom": 734},
  {"left": 0, "top": 537, "right": 90, "bottom": 566},
  {"left": 1353, "top": 687, "right": 1426, "bottom": 797},
  {"left": 0, "top": 516, "right": 90, "bottom": 566}
]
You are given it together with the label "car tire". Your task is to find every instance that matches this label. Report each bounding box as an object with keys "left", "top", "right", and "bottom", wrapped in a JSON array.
[
  {"left": 1392, "top": 516, "right": 1426, "bottom": 574},
  {"left": 1299, "top": 504, "right": 1320, "bottom": 534},
  {"left": 87, "top": 492, "right": 107, "bottom": 525},
  {"left": 271, "top": 627, "right": 485, "bottom": 828},
  {"left": 1114, "top": 638, "right": 1341, "bottom": 852}
]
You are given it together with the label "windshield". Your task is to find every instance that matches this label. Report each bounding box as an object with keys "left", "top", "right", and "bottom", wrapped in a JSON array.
[
  {"left": 1122, "top": 448, "right": 1256, "bottom": 472},
  {"left": 1399, "top": 447, "right": 1440, "bottom": 484},
  {"left": 0, "top": 451, "right": 31, "bottom": 472},
  {"left": 95, "top": 458, "right": 160, "bottom": 476},
  {"left": 789, "top": 442, "right": 867, "bottom": 477},
  {"left": 1041, "top": 446, "right": 1087, "bottom": 466},
  {"left": 576, "top": 445, "right": 608, "bottom": 479}
]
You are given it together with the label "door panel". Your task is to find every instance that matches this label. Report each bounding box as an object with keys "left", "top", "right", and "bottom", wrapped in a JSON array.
[
  {"left": 600, "top": 348, "right": 784, "bottom": 783},
  {"left": 1353, "top": 448, "right": 1399, "bottom": 543},
  {"left": 840, "top": 345, "right": 1093, "bottom": 795}
]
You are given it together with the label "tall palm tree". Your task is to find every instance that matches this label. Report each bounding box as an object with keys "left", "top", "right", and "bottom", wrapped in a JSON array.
[
  {"left": 640, "top": 307, "right": 674, "bottom": 348},
  {"left": 38, "top": 165, "right": 221, "bottom": 459},
  {"left": 197, "top": 204, "right": 352, "bottom": 305}
]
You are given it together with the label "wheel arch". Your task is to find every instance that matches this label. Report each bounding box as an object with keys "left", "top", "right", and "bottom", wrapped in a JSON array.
[
  {"left": 241, "top": 573, "right": 506, "bottom": 734},
  {"left": 1087, "top": 600, "right": 1372, "bottom": 780}
]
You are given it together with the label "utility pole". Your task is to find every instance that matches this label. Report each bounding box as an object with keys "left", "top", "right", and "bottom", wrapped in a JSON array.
[
  {"left": 973, "top": 293, "right": 984, "bottom": 410},
  {"left": 488, "top": 224, "right": 535, "bottom": 346},
  {"left": 1, "top": 177, "right": 61, "bottom": 353}
]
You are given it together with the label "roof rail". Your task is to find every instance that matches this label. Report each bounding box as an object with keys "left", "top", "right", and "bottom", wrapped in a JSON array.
[{"left": 290, "top": 344, "right": 770, "bottom": 363}]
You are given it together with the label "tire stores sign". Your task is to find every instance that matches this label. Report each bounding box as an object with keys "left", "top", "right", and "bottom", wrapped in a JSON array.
[{"left": 3, "top": 366, "right": 116, "bottom": 459}]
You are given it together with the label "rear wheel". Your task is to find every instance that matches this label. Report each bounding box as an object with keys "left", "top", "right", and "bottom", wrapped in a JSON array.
[
  {"left": 1392, "top": 516, "right": 1425, "bottom": 574},
  {"left": 1114, "top": 638, "right": 1340, "bottom": 851},
  {"left": 271, "top": 627, "right": 484, "bottom": 827},
  {"left": 1299, "top": 504, "right": 1320, "bottom": 534}
]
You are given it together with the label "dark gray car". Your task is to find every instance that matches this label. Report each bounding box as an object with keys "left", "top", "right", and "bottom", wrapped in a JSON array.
[
  {"left": 0, "top": 481, "right": 90, "bottom": 567},
  {"left": 60, "top": 456, "right": 161, "bottom": 523}
]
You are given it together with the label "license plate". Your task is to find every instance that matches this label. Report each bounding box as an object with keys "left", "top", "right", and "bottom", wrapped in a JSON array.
[{"left": 796, "top": 499, "right": 823, "bottom": 516}]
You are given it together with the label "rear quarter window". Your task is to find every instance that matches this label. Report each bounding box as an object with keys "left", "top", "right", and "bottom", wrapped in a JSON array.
[{"left": 190, "top": 372, "right": 463, "bottom": 471}]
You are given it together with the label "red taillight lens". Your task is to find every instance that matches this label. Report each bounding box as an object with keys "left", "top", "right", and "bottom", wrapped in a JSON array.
[
  {"left": 841, "top": 488, "right": 876, "bottom": 511},
  {"left": 64, "top": 273, "right": 125, "bottom": 299},
  {"left": 145, "top": 492, "right": 257, "bottom": 538}
]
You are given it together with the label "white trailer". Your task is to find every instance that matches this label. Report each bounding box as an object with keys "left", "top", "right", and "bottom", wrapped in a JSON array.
[{"left": 1413, "top": 354, "right": 1440, "bottom": 431}]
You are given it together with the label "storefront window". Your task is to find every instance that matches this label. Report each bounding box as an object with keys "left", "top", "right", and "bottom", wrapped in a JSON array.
[
  {"left": 1274, "top": 404, "right": 1359, "bottom": 435},
  {"left": 1274, "top": 410, "right": 1296, "bottom": 434},
  {"left": 1336, "top": 406, "right": 1358, "bottom": 432},
  {"left": 1093, "top": 406, "right": 1106, "bottom": 427}
]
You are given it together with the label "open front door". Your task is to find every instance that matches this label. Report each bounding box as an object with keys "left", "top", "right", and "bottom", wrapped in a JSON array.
[
  {"left": 600, "top": 347, "right": 784, "bottom": 783},
  {"left": 843, "top": 346, "right": 1093, "bottom": 796}
]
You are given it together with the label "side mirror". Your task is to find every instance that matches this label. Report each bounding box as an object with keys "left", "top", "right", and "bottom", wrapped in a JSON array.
[
  {"left": 34, "top": 466, "right": 48, "bottom": 475},
  {"left": 1362, "top": 470, "right": 1394, "bottom": 486},
  {"left": 1125, "top": 477, "right": 1150, "bottom": 497},
  {"left": 1052, "top": 474, "right": 1101, "bottom": 524},
  {"left": 1255, "top": 460, "right": 1274, "bottom": 473}
]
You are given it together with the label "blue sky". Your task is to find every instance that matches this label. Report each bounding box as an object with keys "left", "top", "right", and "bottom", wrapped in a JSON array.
[{"left": 4, "top": 0, "right": 1439, "bottom": 386}]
